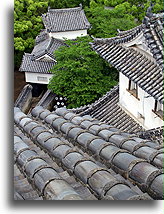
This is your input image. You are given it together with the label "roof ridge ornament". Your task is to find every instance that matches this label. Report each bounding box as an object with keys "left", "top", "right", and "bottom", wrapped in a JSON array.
[
  {"left": 79, "top": 3, "right": 82, "bottom": 9},
  {"left": 117, "top": 29, "right": 121, "bottom": 33}
]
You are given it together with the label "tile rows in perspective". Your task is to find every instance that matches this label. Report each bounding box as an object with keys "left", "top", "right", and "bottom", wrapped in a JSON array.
[
  {"left": 14, "top": 6, "right": 163, "bottom": 200},
  {"left": 14, "top": 105, "right": 163, "bottom": 200}
]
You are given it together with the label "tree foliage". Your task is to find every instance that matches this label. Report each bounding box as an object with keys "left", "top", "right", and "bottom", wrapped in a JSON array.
[
  {"left": 103, "top": 0, "right": 163, "bottom": 21},
  {"left": 85, "top": 0, "right": 163, "bottom": 38},
  {"left": 14, "top": 0, "right": 49, "bottom": 68},
  {"left": 14, "top": 0, "right": 90, "bottom": 69},
  {"left": 14, "top": 0, "right": 163, "bottom": 68},
  {"left": 48, "top": 36, "right": 118, "bottom": 108},
  {"left": 14, "top": 0, "right": 163, "bottom": 107},
  {"left": 85, "top": 2, "right": 137, "bottom": 38}
]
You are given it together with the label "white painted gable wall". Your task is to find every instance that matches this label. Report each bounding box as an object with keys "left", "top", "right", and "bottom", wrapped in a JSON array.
[
  {"left": 119, "top": 68, "right": 163, "bottom": 130},
  {"left": 119, "top": 32, "right": 163, "bottom": 129}
]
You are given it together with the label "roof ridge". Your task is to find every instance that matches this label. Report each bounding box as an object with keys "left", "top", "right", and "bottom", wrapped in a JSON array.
[
  {"left": 117, "top": 24, "right": 143, "bottom": 36},
  {"left": 35, "top": 29, "right": 49, "bottom": 45},
  {"left": 32, "top": 37, "right": 65, "bottom": 60},
  {"left": 142, "top": 12, "right": 163, "bottom": 69},
  {"left": 93, "top": 25, "right": 142, "bottom": 45},
  {"left": 48, "top": 6, "right": 82, "bottom": 13},
  {"left": 71, "top": 85, "right": 119, "bottom": 114}
]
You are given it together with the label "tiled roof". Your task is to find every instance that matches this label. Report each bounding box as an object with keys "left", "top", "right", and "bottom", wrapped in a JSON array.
[
  {"left": 14, "top": 103, "right": 164, "bottom": 200},
  {"left": 14, "top": 124, "right": 96, "bottom": 200},
  {"left": 73, "top": 86, "right": 144, "bottom": 133},
  {"left": 35, "top": 29, "right": 49, "bottom": 45},
  {"left": 32, "top": 37, "right": 65, "bottom": 60},
  {"left": 14, "top": 163, "right": 43, "bottom": 200},
  {"left": 71, "top": 85, "right": 163, "bottom": 143},
  {"left": 91, "top": 13, "right": 163, "bottom": 103},
  {"left": 42, "top": 6, "right": 91, "bottom": 32},
  {"left": 19, "top": 53, "right": 56, "bottom": 74},
  {"left": 19, "top": 5, "right": 90, "bottom": 74},
  {"left": 142, "top": 13, "right": 163, "bottom": 69},
  {"left": 14, "top": 84, "right": 33, "bottom": 110},
  {"left": 19, "top": 37, "right": 65, "bottom": 74},
  {"left": 36, "top": 89, "right": 56, "bottom": 109},
  {"left": 136, "top": 126, "right": 164, "bottom": 145},
  {"left": 117, "top": 25, "right": 142, "bottom": 37}
]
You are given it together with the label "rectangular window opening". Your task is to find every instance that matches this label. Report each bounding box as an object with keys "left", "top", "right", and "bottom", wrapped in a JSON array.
[
  {"left": 152, "top": 100, "right": 163, "bottom": 120},
  {"left": 37, "top": 76, "right": 48, "bottom": 82},
  {"left": 127, "top": 80, "right": 139, "bottom": 100}
]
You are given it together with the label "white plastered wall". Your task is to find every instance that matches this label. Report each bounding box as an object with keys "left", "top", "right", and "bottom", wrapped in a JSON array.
[
  {"left": 25, "top": 72, "right": 54, "bottom": 84},
  {"left": 49, "top": 29, "right": 87, "bottom": 40},
  {"left": 36, "top": 54, "right": 56, "bottom": 62},
  {"left": 123, "top": 32, "right": 155, "bottom": 61},
  {"left": 119, "top": 73, "right": 163, "bottom": 129}
]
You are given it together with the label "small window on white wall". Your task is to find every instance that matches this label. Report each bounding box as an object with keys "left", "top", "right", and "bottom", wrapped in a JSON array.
[
  {"left": 153, "top": 100, "right": 163, "bottom": 120},
  {"left": 127, "top": 80, "right": 140, "bottom": 100},
  {"left": 37, "top": 76, "right": 48, "bottom": 82}
]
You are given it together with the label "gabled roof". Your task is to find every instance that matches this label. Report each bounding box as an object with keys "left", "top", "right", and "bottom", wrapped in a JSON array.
[
  {"left": 32, "top": 37, "right": 65, "bottom": 60},
  {"left": 19, "top": 37, "right": 65, "bottom": 74},
  {"left": 19, "top": 53, "right": 56, "bottom": 74},
  {"left": 91, "top": 13, "right": 163, "bottom": 103},
  {"left": 42, "top": 6, "right": 91, "bottom": 33}
]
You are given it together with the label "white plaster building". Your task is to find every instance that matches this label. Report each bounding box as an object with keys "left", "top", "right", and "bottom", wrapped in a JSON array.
[
  {"left": 92, "top": 12, "right": 163, "bottom": 130},
  {"left": 42, "top": 5, "right": 90, "bottom": 40},
  {"left": 19, "top": 37, "right": 63, "bottom": 85},
  {"left": 19, "top": 5, "right": 91, "bottom": 85}
]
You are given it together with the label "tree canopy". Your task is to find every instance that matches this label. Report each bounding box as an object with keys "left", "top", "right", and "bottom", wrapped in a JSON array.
[
  {"left": 14, "top": 0, "right": 90, "bottom": 69},
  {"left": 85, "top": 0, "right": 163, "bottom": 38},
  {"left": 85, "top": 2, "right": 137, "bottom": 38},
  {"left": 14, "top": 0, "right": 163, "bottom": 68},
  {"left": 14, "top": 0, "right": 48, "bottom": 68},
  {"left": 48, "top": 36, "right": 118, "bottom": 108},
  {"left": 14, "top": 0, "right": 163, "bottom": 108}
]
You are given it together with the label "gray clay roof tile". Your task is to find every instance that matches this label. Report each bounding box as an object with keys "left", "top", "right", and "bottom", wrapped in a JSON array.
[{"left": 42, "top": 6, "right": 91, "bottom": 33}]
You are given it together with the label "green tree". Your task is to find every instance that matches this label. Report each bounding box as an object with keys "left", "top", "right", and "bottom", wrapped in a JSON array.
[
  {"left": 14, "top": 0, "right": 91, "bottom": 69},
  {"left": 14, "top": 0, "right": 50, "bottom": 69},
  {"left": 104, "top": 0, "right": 124, "bottom": 7},
  {"left": 126, "top": 0, "right": 163, "bottom": 21},
  {"left": 15, "top": 0, "right": 163, "bottom": 69},
  {"left": 85, "top": 4, "right": 137, "bottom": 38},
  {"left": 48, "top": 36, "right": 118, "bottom": 108}
]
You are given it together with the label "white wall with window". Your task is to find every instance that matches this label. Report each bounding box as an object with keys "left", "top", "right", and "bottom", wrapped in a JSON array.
[
  {"left": 49, "top": 29, "right": 87, "bottom": 40},
  {"left": 25, "top": 72, "right": 53, "bottom": 84},
  {"left": 119, "top": 72, "right": 163, "bottom": 129}
]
